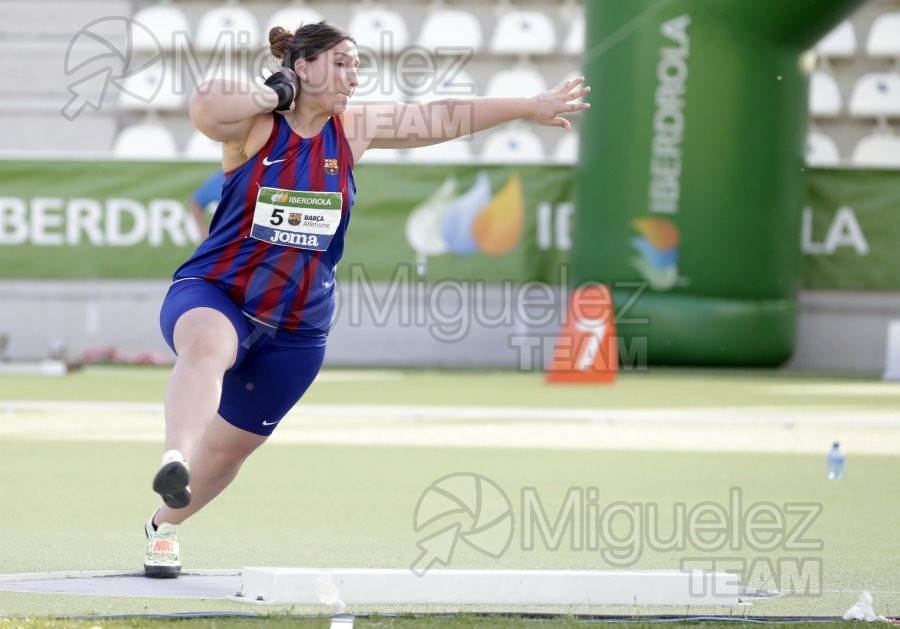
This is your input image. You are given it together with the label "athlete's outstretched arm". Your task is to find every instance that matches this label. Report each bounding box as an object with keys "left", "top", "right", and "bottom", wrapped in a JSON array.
[{"left": 345, "top": 77, "right": 590, "bottom": 154}]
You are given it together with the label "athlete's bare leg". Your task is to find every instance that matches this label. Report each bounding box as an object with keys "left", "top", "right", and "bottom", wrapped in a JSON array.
[{"left": 166, "top": 307, "right": 239, "bottom": 455}]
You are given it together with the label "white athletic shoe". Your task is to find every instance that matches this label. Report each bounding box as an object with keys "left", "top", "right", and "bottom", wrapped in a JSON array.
[
  {"left": 144, "top": 512, "right": 181, "bottom": 578},
  {"left": 152, "top": 449, "right": 191, "bottom": 509}
]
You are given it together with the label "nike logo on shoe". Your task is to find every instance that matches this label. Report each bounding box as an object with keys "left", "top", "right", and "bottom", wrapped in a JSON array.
[
  {"left": 152, "top": 539, "right": 177, "bottom": 553},
  {"left": 263, "top": 156, "right": 286, "bottom": 166}
]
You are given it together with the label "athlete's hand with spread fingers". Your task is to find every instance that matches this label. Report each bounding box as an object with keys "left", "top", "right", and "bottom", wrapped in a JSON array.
[{"left": 528, "top": 76, "right": 591, "bottom": 131}]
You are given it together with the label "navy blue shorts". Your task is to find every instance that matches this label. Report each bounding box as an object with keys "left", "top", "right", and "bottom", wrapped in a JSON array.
[{"left": 159, "top": 278, "right": 327, "bottom": 436}]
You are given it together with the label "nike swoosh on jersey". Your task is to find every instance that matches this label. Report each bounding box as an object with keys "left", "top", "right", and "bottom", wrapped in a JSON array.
[
  {"left": 263, "top": 156, "right": 286, "bottom": 166},
  {"left": 261, "top": 419, "right": 281, "bottom": 426}
]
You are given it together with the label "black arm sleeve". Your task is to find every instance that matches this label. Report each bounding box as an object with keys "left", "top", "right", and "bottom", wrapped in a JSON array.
[{"left": 263, "top": 71, "right": 296, "bottom": 112}]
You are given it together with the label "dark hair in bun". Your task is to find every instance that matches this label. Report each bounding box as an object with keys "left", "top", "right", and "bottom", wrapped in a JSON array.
[{"left": 269, "top": 20, "right": 355, "bottom": 70}]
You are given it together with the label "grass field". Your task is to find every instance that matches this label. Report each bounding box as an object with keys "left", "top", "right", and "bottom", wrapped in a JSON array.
[{"left": 0, "top": 366, "right": 897, "bottom": 626}]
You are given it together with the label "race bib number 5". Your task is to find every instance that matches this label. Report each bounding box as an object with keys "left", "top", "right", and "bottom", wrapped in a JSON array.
[{"left": 250, "top": 187, "right": 343, "bottom": 252}]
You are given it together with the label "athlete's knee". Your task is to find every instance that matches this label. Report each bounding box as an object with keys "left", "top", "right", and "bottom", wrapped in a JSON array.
[
  {"left": 211, "top": 444, "right": 254, "bottom": 470},
  {"left": 196, "top": 437, "right": 260, "bottom": 472},
  {"left": 173, "top": 309, "right": 239, "bottom": 366}
]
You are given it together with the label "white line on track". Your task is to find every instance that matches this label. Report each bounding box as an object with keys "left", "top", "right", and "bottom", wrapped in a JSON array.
[
  {"left": 2, "top": 401, "right": 899, "bottom": 454},
  {"left": 2, "top": 401, "right": 900, "bottom": 428}
]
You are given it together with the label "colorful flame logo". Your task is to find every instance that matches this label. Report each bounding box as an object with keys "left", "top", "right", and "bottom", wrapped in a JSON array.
[
  {"left": 405, "top": 171, "right": 524, "bottom": 271},
  {"left": 631, "top": 217, "right": 679, "bottom": 290}
]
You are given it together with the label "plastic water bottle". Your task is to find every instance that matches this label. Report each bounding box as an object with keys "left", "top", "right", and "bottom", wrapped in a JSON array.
[{"left": 827, "top": 442, "right": 845, "bottom": 480}]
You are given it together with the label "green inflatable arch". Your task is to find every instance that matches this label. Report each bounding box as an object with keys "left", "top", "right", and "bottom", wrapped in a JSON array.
[{"left": 574, "top": 0, "right": 866, "bottom": 366}]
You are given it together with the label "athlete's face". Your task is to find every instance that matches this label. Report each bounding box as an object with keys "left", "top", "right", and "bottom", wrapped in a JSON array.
[{"left": 302, "top": 40, "right": 359, "bottom": 115}]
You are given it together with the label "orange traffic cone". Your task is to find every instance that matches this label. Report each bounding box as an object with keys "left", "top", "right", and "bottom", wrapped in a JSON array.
[{"left": 546, "top": 283, "right": 618, "bottom": 384}]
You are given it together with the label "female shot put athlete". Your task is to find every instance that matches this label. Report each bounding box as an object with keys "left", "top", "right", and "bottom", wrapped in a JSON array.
[{"left": 144, "top": 21, "right": 590, "bottom": 577}]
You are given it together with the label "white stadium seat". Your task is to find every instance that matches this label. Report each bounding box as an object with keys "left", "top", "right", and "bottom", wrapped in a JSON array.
[
  {"left": 866, "top": 12, "right": 900, "bottom": 58},
  {"left": 806, "top": 131, "right": 840, "bottom": 167},
  {"left": 553, "top": 132, "right": 579, "bottom": 164},
  {"left": 563, "top": 13, "right": 585, "bottom": 56},
  {"left": 113, "top": 123, "right": 177, "bottom": 159},
  {"left": 418, "top": 8, "right": 483, "bottom": 53},
  {"left": 809, "top": 70, "right": 842, "bottom": 117},
  {"left": 131, "top": 4, "right": 191, "bottom": 52},
  {"left": 407, "top": 138, "right": 474, "bottom": 164},
  {"left": 195, "top": 5, "right": 259, "bottom": 52},
  {"left": 490, "top": 10, "right": 558, "bottom": 56},
  {"left": 184, "top": 130, "right": 221, "bottom": 160},
  {"left": 851, "top": 133, "right": 900, "bottom": 168},
  {"left": 408, "top": 67, "right": 477, "bottom": 102},
  {"left": 265, "top": 7, "right": 325, "bottom": 38},
  {"left": 485, "top": 67, "right": 547, "bottom": 99},
  {"left": 480, "top": 127, "right": 545, "bottom": 163},
  {"left": 815, "top": 20, "right": 857, "bottom": 59},
  {"left": 848, "top": 73, "right": 900, "bottom": 118},
  {"left": 348, "top": 7, "right": 409, "bottom": 55},
  {"left": 118, "top": 66, "right": 183, "bottom": 111}
]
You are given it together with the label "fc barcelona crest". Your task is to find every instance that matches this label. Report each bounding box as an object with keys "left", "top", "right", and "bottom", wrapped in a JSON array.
[
  {"left": 324, "top": 158, "right": 338, "bottom": 176},
  {"left": 288, "top": 212, "right": 302, "bottom": 226}
]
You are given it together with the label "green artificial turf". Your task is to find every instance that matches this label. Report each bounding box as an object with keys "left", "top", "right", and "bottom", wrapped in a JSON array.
[{"left": 0, "top": 367, "right": 896, "bottom": 620}]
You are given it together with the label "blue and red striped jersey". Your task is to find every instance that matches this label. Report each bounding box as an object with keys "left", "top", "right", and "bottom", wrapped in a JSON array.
[{"left": 174, "top": 114, "right": 356, "bottom": 333}]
